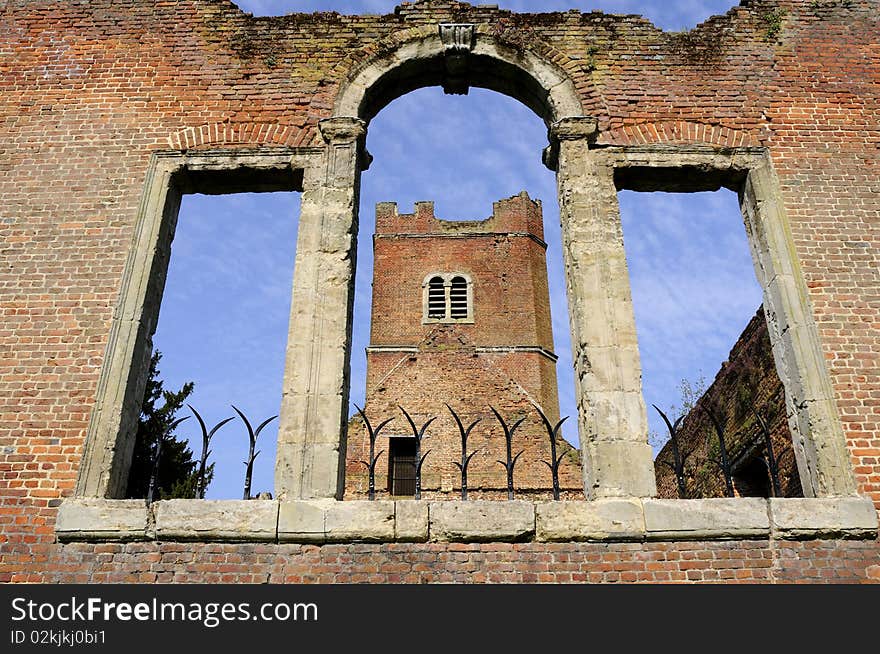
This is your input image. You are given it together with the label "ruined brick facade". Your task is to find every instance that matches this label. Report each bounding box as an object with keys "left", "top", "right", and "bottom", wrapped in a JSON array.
[
  {"left": 345, "top": 193, "right": 582, "bottom": 500},
  {"left": 2, "top": 0, "right": 879, "bottom": 583},
  {"left": 655, "top": 307, "right": 803, "bottom": 499}
]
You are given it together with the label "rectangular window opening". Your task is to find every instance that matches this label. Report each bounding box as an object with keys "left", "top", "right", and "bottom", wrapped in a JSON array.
[
  {"left": 126, "top": 184, "right": 301, "bottom": 501},
  {"left": 617, "top": 185, "right": 803, "bottom": 500}
]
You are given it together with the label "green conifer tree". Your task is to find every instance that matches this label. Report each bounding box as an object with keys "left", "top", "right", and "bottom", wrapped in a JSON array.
[{"left": 125, "top": 351, "right": 210, "bottom": 499}]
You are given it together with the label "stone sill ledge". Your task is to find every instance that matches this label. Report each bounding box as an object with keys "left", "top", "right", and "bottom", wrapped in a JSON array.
[{"left": 55, "top": 497, "right": 878, "bottom": 544}]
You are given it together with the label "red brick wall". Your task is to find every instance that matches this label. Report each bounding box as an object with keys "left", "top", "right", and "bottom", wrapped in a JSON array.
[
  {"left": 655, "top": 308, "right": 802, "bottom": 499},
  {"left": 9, "top": 540, "right": 880, "bottom": 584},
  {"left": 2, "top": 0, "right": 878, "bottom": 582}
]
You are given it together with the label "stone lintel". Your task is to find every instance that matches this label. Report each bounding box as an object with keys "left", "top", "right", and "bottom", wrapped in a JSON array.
[
  {"left": 769, "top": 497, "right": 878, "bottom": 540},
  {"left": 643, "top": 498, "right": 770, "bottom": 540}
]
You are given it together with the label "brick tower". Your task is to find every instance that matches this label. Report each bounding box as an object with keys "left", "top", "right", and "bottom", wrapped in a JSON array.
[{"left": 345, "top": 192, "right": 582, "bottom": 500}]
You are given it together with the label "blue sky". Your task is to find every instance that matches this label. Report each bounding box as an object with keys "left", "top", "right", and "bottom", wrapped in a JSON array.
[
  {"left": 235, "top": 1, "right": 740, "bottom": 32},
  {"left": 153, "top": 0, "right": 758, "bottom": 498}
]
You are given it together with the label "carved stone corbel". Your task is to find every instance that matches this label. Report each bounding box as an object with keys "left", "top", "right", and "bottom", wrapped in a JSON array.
[{"left": 439, "top": 23, "right": 475, "bottom": 95}]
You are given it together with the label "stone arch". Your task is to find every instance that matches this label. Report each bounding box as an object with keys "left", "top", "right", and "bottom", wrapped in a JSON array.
[
  {"left": 293, "top": 22, "right": 663, "bottom": 503},
  {"left": 330, "top": 24, "right": 586, "bottom": 126}
]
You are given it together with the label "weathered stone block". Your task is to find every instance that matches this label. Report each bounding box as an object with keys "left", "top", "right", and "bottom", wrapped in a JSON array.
[
  {"left": 584, "top": 440, "right": 657, "bottom": 499},
  {"left": 153, "top": 500, "right": 278, "bottom": 542},
  {"left": 769, "top": 497, "right": 878, "bottom": 539},
  {"left": 277, "top": 499, "right": 331, "bottom": 542},
  {"left": 429, "top": 500, "right": 535, "bottom": 542},
  {"left": 325, "top": 501, "right": 395, "bottom": 542},
  {"left": 55, "top": 499, "right": 149, "bottom": 541},
  {"left": 536, "top": 499, "right": 645, "bottom": 541},
  {"left": 643, "top": 498, "right": 769, "bottom": 540},
  {"left": 395, "top": 500, "right": 429, "bottom": 542}
]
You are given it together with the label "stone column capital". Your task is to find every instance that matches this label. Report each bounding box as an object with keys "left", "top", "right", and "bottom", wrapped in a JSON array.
[
  {"left": 319, "top": 116, "right": 372, "bottom": 171},
  {"left": 543, "top": 116, "right": 599, "bottom": 171},
  {"left": 318, "top": 116, "right": 367, "bottom": 144},
  {"left": 549, "top": 116, "right": 599, "bottom": 142}
]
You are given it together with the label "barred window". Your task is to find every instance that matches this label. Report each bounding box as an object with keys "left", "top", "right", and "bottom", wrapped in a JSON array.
[
  {"left": 423, "top": 273, "right": 472, "bottom": 323},
  {"left": 388, "top": 437, "right": 417, "bottom": 496}
]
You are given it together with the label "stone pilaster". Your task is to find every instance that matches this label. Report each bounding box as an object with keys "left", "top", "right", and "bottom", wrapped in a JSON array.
[
  {"left": 274, "top": 117, "right": 365, "bottom": 499},
  {"left": 552, "top": 116, "right": 657, "bottom": 499}
]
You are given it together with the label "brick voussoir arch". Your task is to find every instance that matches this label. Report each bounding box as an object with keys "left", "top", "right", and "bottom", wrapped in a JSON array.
[
  {"left": 598, "top": 121, "right": 760, "bottom": 148},
  {"left": 167, "top": 122, "right": 320, "bottom": 150},
  {"left": 326, "top": 23, "right": 590, "bottom": 123}
]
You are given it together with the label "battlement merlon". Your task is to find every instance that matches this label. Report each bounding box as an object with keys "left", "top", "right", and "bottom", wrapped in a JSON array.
[{"left": 374, "top": 191, "right": 545, "bottom": 242}]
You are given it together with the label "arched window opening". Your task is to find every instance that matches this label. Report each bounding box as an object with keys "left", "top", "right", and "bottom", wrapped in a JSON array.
[
  {"left": 344, "top": 84, "right": 582, "bottom": 503},
  {"left": 427, "top": 276, "right": 446, "bottom": 319},
  {"left": 449, "top": 276, "right": 468, "bottom": 320},
  {"left": 421, "top": 273, "right": 472, "bottom": 323}
]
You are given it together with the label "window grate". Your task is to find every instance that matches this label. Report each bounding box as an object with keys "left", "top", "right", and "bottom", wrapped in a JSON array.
[{"left": 424, "top": 273, "right": 471, "bottom": 322}]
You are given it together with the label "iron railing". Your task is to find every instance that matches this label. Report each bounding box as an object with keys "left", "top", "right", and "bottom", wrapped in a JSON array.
[
  {"left": 351, "top": 403, "right": 575, "bottom": 501},
  {"left": 654, "top": 397, "right": 787, "bottom": 499},
  {"left": 145, "top": 394, "right": 789, "bottom": 502}
]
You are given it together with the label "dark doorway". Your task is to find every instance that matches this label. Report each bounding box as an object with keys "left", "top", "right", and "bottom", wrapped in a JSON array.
[{"left": 388, "top": 437, "right": 417, "bottom": 496}]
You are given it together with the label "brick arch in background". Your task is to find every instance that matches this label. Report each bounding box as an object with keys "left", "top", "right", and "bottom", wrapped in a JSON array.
[
  {"left": 161, "top": 119, "right": 761, "bottom": 165},
  {"left": 598, "top": 121, "right": 762, "bottom": 148}
]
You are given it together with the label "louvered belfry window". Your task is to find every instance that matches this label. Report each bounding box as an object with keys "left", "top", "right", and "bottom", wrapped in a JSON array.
[
  {"left": 427, "top": 276, "right": 446, "bottom": 319},
  {"left": 449, "top": 276, "right": 468, "bottom": 319},
  {"left": 423, "top": 273, "right": 472, "bottom": 322}
]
